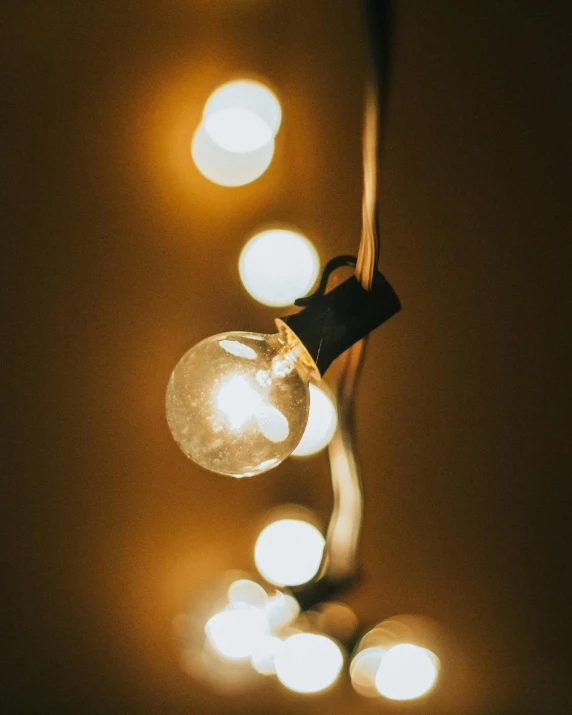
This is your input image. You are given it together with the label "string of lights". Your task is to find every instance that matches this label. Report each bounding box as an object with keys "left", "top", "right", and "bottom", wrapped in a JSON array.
[{"left": 168, "top": 0, "right": 442, "bottom": 703}]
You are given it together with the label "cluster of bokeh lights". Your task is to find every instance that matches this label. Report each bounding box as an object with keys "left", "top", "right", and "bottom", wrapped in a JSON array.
[
  {"left": 178, "top": 518, "right": 440, "bottom": 700},
  {"left": 195, "top": 576, "right": 344, "bottom": 694}
]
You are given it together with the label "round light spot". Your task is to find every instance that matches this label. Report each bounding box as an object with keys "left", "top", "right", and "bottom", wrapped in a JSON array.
[
  {"left": 263, "top": 592, "right": 300, "bottom": 629},
  {"left": 292, "top": 382, "right": 337, "bottom": 456},
  {"left": 191, "top": 121, "right": 275, "bottom": 187},
  {"left": 250, "top": 635, "right": 283, "bottom": 675},
  {"left": 204, "top": 80, "right": 281, "bottom": 136},
  {"left": 375, "top": 643, "right": 439, "bottom": 700},
  {"left": 204, "top": 107, "right": 273, "bottom": 153},
  {"left": 239, "top": 229, "right": 320, "bottom": 306},
  {"left": 254, "top": 519, "right": 325, "bottom": 587},
  {"left": 227, "top": 579, "right": 267, "bottom": 606},
  {"left": 275, "top": 633, "right": 343, "bottom": 694},
  {"left": 205, "top": 604, "right": 268, "bottom": 660},
  {"left": 350, "top": 647, "right": 386, "bottom": 697}
]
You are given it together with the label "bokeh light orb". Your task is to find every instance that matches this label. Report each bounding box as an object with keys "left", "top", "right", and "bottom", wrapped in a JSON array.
[
  {"left": 205, "top": 604, "right": 269, "bottom": 660},
  {"left": 254, "top": 518, "right": 325, "bottom": 587},
  {"left": 239, "top": 229, "right": 320, "bottom": 307},
  {"left": 204, "top": 108, "right": 273, "bottom": 153},
  {"left": 275, "top": 633, "right": 343, "bottom": 693},
  {"left": 375, "top": 643, "right": 439, "bottom": 701},
  {"left": 292, "top": 381, "right": 337, "bottom": 456},
  {"left": 204, "top": 80, "right": 282, "bottom": 136},
  {"left": 192, "top": 79, "right": 281, "bottom": 186},
  {"left": 350, "top": 647, "right": 386, "bottom": 698},
  {"left": 192, "top": 121, "right": 275, "bottom": 187}
]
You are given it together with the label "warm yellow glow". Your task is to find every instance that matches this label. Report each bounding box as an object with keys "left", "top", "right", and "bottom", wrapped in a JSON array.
[
  {"left": 375, "top": 644, "right": 439, "bottom": 700},
  {"left": 254, "top": 519, "right": 325, "bottom": 587},
  {"left": 205, "top": 604, "right": 269, "bottom": 660},
  {"left": 203, "top": 80, "right": 282, "bottom": 137},
  {"left": 292, "top": 382, "right": 337, "bottom": 456},
  {"left": 239, "top": 229, "right": 320, "bottom": 307},
  {"left": 275, "top": 633, "right": 343, "bottom": 693},
  {"left": 191, "top": 121, "right": 275, "bottom": 186}
]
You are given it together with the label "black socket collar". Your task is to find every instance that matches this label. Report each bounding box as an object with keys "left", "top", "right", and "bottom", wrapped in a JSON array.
[{"left": 277, "top": 255, "right": 401, "bottom": 376}]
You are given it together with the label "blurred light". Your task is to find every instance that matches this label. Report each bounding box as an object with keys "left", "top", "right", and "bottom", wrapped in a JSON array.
[
  {"left": 250, "top": 634, "right": 283, "bottom": 675},
  {"left": 275, "top": 633, "right": 343, "bottom": 693},
  {"left": 192, "top": 121, "right": 275, "bottom": 186},
  {"left": 375, "top": 644, "right": 439, "bottom": 701},
  {"left": 314, "top": 602, "right": 359, "bottom": 643},
  {"left": 204, "top": 108, "right": 273, "bottom": 153},
  {"left": 204, "top": 80, "right": 282, "bottom": 136},
  {"left": 239, "top": 229, "right": 320, "bottom": 307},
  {"left": 192, "top": 79, "right": 281, "bottom": 186},
  {"left": 292, "top": 382, "right": 337, "bottom": 456},
  {"left": 205, "top": 604, "right": 269, "bottom": 660},
  {"left": 350, "top": 647, "right": 386, "bottom": 698},
  {"left": 254, "top": 519, "right": 325, "bottom": 587},
  {"left": 228, "top": 579, "right": 267, "bottom": 606},
  {"left": 263, "top": 591, "right": 300, "bottom": 629},
  {"left": 350, "top": 615, "right": 443, "bottom": 702}
]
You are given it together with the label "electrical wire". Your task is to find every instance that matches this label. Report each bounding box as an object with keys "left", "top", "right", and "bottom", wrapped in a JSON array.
[
  {"left": 321, "top": 0, "right": 393, "bottom": 586},
  {"left": 356, "top": 0, "right": 393, "bottom": 289},
  {"left": 324, "top": 337, "right": 367, "bottom": 580}
]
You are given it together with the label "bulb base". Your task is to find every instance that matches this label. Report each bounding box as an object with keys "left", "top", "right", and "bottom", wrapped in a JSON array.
[{"left": 277, "top": 268, "right": 400, "bottom": 375}]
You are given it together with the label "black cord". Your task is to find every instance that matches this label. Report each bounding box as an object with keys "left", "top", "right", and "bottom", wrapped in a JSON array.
[{"left": 366, "top": 0, "right": 394, "bottom": 146}]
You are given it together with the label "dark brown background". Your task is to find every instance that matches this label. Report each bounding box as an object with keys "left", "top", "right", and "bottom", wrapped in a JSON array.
[{"left": 2, "top": 1, "right": 571, "bottom": 713}]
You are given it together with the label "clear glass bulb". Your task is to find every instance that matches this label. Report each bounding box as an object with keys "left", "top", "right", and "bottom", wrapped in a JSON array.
[{"left": 166, "top": 330, "right": 314, "bottom": 477}]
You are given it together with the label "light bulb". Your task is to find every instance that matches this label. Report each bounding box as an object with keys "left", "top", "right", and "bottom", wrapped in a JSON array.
[
  {"left": 239, "top": 229, "right": 320, "bottom": 307},
  {"left": 274, "top": 633, "right": 344, "bottom": 694},
  {"left": 166, "top": 330, "right": 315, "bottom": 477},
  {"left": 250, "top": 634, "right": 283, "bottom": 675},
  {"left": 375, "top": 643, "right": 439, "bottom": 701},
  {"left": 254, "top": 518, "right": 325, "bottom": 587},
  {"left": 292, "top": 381, "right": 337, "bottom": 456}
]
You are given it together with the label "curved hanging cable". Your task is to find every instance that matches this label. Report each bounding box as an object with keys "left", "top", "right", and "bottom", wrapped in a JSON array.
[
  {"left": 356, "top": 0, "right": 393, "bottom": 290},
  {"left": 322, "top": 0, "right": 394, "bottom": 586}
]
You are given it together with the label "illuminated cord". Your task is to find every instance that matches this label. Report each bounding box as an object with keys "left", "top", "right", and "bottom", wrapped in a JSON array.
[
  {"left": 324, "top": 337, "right": 367, "bottom": 580},
  {"left": 356, "top": 0, "right": 393, "bottom": 290},
  {"left": 319, "top": 0, "right": 394, "bottom": 593}
]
